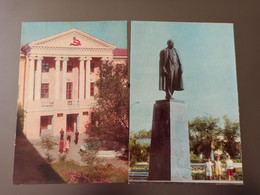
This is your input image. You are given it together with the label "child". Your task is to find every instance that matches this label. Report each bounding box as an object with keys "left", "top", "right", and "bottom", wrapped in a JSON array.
[
  {"left": 214, "top": 155, "right": 222, "bottom": 180},
  {"left": 225, "top": 155, "right": 234, "bottom": 181},
  {"left": 205, "top": 157, "right": 214, "bottom": 180}
]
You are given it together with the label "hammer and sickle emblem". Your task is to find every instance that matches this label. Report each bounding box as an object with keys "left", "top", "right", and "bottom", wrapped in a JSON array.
[{"left": 70, "top": 37, "right": 81, "bottom": 46}]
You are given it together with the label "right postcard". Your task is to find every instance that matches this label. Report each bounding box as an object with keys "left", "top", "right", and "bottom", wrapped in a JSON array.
[{"left": 129, "top": 21, "right": 243, "bottom": 184}]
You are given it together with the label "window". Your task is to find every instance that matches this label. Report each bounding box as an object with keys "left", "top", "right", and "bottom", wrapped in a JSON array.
[
  {"left": 42, "top": 62, "right": 49, "bottom": 72},
  {"left": 40, "top": 115, "right": 52, "bottom": 130},
  {"left": 41, "top": 83, "right": 49, "bottom": 98},
  {"left": 57, "top": 113, "right": 63, "bottom": 117},
  {"left": 67, "top": 62, "right": 73, "bottom": 72},
  {"left": 66, "top": 82, "right": 73, "bottom": 99},
  {"left": 90, "top": 82, "right": 94, "bottom": 96},
  {"left": 83, "top": 112, "right": 88, "bottom": 115},
  {"left": 90, "top": 62, "right": 95, "bottom": 73}
]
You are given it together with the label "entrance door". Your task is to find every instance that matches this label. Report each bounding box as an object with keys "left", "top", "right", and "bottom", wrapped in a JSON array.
[{"left": 66, "top": 114, "right": 78, "bottom": 132}]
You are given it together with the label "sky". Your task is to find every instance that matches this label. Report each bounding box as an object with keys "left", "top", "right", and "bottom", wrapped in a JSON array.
[
  {"left": 21, "top": 21, "right": 127, "bottom": 48},
  {"left": 130, "top": 21, "right": 240, "bottom": 132}
]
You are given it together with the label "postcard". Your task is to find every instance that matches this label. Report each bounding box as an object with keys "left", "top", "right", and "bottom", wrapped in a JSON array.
[
  {"left": 13, "top": 21, "right": 128, "bottom": 184},
  {"left": 129, "top": 21, "right": 243, "bottom": 184}
]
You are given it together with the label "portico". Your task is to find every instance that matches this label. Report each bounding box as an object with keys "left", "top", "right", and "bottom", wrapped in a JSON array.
[{"left": 18, "top": 28, "right": 127, "bottom": 138}]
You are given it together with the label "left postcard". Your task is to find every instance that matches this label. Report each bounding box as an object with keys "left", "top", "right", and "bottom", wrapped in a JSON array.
[{"left": 13, "top": 21, "right": 128, "bottom": 184}]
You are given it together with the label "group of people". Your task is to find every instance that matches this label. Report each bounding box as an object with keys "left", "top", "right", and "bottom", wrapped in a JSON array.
[
  {"left": 205, "top": 155, "right": 235, "bottom": 181},
  {"left": 59, "top": 129, "right": 79, "bottom": 154}
]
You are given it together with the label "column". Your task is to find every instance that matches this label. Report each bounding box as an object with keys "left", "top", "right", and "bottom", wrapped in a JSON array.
[
  {"left": 35, "top": 56, "right": 43, "bottom": 100},
  {"left": 79, "top": 57, "right": 85, "bottom": 99},
  {"left": 54, "top": 57, "right": 61, "bottom": 99},
  {"left": 28, "top": 55, "right": 36, "bottom": 101},
  {"left": 85, "top": 57, "right": 92, "bottom": 99},
  {"left": 62, "top": 57, "right": 69, "bottom": 100}
]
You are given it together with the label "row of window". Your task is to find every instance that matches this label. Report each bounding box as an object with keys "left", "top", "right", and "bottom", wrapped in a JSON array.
[
  {"left": 41, "top": 62, "right": 96, "bottom": 73},
  {"left": 40, "top": 82, "right": 95, "bottom": 99}
]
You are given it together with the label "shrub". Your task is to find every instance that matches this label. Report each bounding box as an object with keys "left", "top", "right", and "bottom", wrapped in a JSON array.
[
  {"left": 38, "top": 135, "right": 57, "bottom": 163},
  {"left": 190, "top": 152, "right": 204, "bottom": 163},
  {"left": 16, "top": 104, "right": 24, "bottom": 136}
]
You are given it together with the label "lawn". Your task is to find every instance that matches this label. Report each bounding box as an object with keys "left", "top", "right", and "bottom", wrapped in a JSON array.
[{"left": 49, "top": 160, "right": 128, "bottom": 183}]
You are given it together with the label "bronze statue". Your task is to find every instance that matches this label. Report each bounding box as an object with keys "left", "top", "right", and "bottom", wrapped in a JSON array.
[{"left": 159, "top": 40, "right": 183, "bottom": 100}]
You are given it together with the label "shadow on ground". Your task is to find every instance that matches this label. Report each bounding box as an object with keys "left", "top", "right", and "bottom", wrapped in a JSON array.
[{"left": 13, "top": 134, "right": 65, "bottom": 184}]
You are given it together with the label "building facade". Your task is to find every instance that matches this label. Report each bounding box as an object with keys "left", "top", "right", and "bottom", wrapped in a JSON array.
[{"left": 18, "top": 29, "right": 127, "bottom": 138}]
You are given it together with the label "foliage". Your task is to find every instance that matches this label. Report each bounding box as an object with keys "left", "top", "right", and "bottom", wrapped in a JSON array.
[
  {"left": 135, "top": 129, "right": 152, "bottom": 139},
  {"left": 222, "top": 116, "right": 240, "bottom": 158},
  {"left": 190, "top": 152, "right": 204, "bottom": 163},
  {"left": 88, "top": 60, "right": 128, "bottom": 147},
  {"left": 189, "top": 115, "right": 241, "bottom": 159},
  {"left": 58, "top": 153, "right": 68, "bottom": 162},
  {"left": 189, "top": 116, "right": 221, "bottom": 158},
  {"left": 192, "top": 169, "right": 243, "bottom": 181},
  {"left": 79, "top": 150, "right": 101, "bottom": 167},
  {"left": 51, "top": 160, "right": 128, "bottom": 183},
  {"left": 129, "top": 130, "right": 151, "bottom": 167},
  {"left": 16, "top": 104, "right": 24, "bottom": 136},
  {"left": 38, "top": 135, "right": 57, "bottom": 163}
]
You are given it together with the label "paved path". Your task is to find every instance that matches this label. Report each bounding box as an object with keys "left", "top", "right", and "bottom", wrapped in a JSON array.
[
  {"left": 28, "top": 133, "right": 128, "bottom": 169},
  {"left": 14, "top": 133, "right": 128, "bottom": 184}
]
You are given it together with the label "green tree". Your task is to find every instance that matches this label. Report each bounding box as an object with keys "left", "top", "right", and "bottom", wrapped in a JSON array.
[
  {"left": 222, "top": 115, "right": 240, "bottom": 158},
  {"left": 188, "top": 116, "right": 222, "bottom": 158},
  {"left": 136, "top": 129, "right": 152, "bottom": 139},
  {"left": 16, "top": 104, "right": 24, "bottom": 136},
  {"left": 89, "top": 60, "right": 128, "bottom": 148},
  {"left": 38, "top": 135, "right": 57, "bottom": 163},
  {"left": 129, "top": 130, "right": 151, "bottom": 167}
]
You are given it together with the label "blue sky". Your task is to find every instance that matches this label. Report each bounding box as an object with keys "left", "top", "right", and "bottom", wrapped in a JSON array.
[
  {"left": 130, "top": 21, "right": 239, "bottom": 132},
  {"left": 21, "top": 21, "right": 127, "bottom": 48}
]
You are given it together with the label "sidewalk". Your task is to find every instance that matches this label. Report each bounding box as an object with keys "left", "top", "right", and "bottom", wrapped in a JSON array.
[{"left": 28, "top": 133, "right": 128, "bottom": 169}]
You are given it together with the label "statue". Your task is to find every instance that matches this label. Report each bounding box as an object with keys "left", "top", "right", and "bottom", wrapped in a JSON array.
[{"left": 159, "top": 40, "right": 183, "bottom": 100}]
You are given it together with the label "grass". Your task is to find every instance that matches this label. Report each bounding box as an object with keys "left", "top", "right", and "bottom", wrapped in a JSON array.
[
  {"left": 48, "top": 160, "right": 128, "bottom": 183},
  {"left": 192, "top": 167, "right": 243, "bottom": 181}
]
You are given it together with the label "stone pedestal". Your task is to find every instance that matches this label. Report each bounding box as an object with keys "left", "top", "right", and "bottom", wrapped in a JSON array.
[{"left": 149, "top": 99, "right": 191, "bottom": 181}]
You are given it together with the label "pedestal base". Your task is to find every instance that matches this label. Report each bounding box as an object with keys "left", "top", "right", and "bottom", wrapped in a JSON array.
[{"left": 149, "top": 99, "right": 191, "bottom": 181}]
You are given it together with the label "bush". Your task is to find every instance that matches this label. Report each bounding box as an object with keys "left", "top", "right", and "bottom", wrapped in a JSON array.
[
  {"left": 192, "top": 171, "right": 243, "bottom": 181},
  {"left": 59, "top": 153, "right": 68, "bottom": 162},
  {"left": 190, "top": 152, "right": 204, "bottom": 163},
  {"left": 38, "top": 135, "right": 57, "bottom": 163},
  {"left": 16, "top": 105, "right": 24, "bottom": 136}
]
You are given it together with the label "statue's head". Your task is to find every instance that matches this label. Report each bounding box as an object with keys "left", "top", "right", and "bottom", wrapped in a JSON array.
[{"left": 167, "top": 40, "right": 174, "bottom": 49}]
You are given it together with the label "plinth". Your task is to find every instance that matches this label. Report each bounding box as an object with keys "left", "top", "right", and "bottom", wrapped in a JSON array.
[{"left": 149, "top": 99, "right": 191, "bottom": 181}]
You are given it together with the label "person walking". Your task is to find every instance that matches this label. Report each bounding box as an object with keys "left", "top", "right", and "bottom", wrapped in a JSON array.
[
  {"left": 65, "top": 138, "right": 70, "bottom": 153},
  {"left": 60, "top": 128, "right": 64, "bottom": 140},
  {"left": 67, "top": 132, "right": 71, "bottom": 143},
  {"left": 214, "top": 155, "right": 222, "bottom": 180},
  {"left": 74, "top": 130, "right": 79, "bottom": 145},
  {"left": 59, "top": 138, "right": 64, "bottom": 154},
  {"left": 225, "top": 155, "right": 234, "bottom": 181}
]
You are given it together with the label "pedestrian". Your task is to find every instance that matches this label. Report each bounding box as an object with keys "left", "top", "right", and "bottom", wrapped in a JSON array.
[
  {"left": 214, "top": 155, "right": 222, "bottom": 180},
  {"left": 60, "top": 128, "right": 64, "bottom": 140},
  {"left": 67, "top": 132, "right": 71, "bottom": 143},
  {"left": 59, "top": 138, "right": 64, "bottom": 154},
  {"left": 74, "top": 130, "right": 79, "bottom": 145},
  {"left": 225, "top": 155, "right": 234, "bottom": 181},
  {"left": 65, "top": 138, "right": 70, "bottom": 153},
  {"left": 205, "top": 157, "right": 214, "bottom": 180}
]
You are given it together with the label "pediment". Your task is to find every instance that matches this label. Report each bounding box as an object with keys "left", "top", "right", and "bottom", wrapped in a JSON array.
[{"left": 28, "top": 29, "right": 116, "bottom": 49}]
